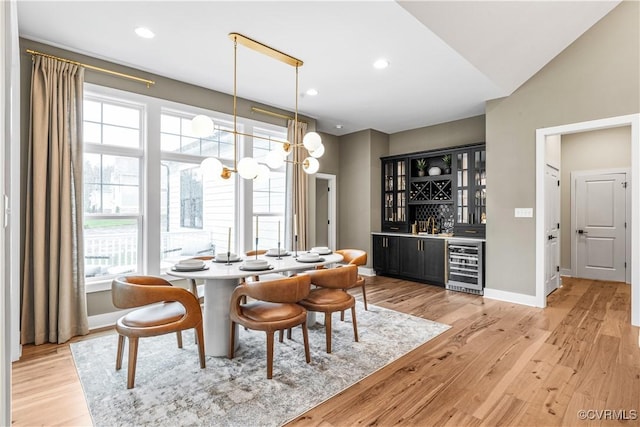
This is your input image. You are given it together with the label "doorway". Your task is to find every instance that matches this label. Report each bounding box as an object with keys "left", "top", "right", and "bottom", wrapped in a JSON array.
[
  {"left": 535, "top": 114, "right": 640, "bottom": 326},
  {"left": 315, "top": 173, "right": 336, "bottom": 249}
]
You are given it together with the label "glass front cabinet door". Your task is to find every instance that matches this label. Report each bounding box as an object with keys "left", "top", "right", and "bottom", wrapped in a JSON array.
[
  {"left": 382, "top": 157, "right": 408, "bottom": 232},
  {"left": 454, "top": 145, "right": 486, "bottom": 237}
]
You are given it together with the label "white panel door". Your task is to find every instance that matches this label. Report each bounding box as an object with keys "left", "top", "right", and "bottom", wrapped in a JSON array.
[
  {"left": 576, "top": 173, "right": 626, "bottom": 281},
  {"left": 545, "top": 165, "right": 560, "bottom": 295}
]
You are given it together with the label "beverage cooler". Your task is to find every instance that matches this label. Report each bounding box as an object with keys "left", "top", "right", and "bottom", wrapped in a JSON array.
[{"left": 446, "top": 240, "right": 484, "bottom": 295}]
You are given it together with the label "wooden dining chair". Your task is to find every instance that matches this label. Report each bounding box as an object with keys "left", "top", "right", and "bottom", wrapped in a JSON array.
[
  {"left": 298, "top": 264, "right": 359, "bottom": 353},
  {"left": 335, "top": 249, "right": 368, "bottom": 319},
  {"left": 229, "top": 274, "right": 312, "bottom": 379},
  {"left": 112, "top": 275, "right": 206, "bottom": 389}
]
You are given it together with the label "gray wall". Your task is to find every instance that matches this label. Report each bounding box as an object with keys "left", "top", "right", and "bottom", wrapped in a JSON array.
[
  {"left": 389, "top": 115, "right": 485, "bottom": 156},
  {"left": 485, "top": 1, "right": 639, "bottom": 296},
  {"left": 560, "top": 126, "right": 631, "bottom": 270},
  {"left": 338, "top": 129, "right": 389, "bottom": 262},
  {"left": 318, "top": 132, "right": 340, "bottom": 176}
]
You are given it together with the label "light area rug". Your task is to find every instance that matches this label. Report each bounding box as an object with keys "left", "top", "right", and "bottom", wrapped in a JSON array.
[{"left": 71, "top": 303, "right": 450, "bottom": 426}]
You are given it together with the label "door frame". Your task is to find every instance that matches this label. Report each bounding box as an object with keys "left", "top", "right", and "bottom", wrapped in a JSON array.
[
  {"left": 570, "top": 168, "right": 630, "bottom": 282},
  {"left": 535, "top": 113, "right": 640, "bottom": 326},
  {"left": 315, "top": 173, "right": 337, "bottom": 250}
]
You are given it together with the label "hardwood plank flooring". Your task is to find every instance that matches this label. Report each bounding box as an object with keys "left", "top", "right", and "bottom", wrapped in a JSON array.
[{"left": 11, "top": 276, "right": 640, "bottom": 426}]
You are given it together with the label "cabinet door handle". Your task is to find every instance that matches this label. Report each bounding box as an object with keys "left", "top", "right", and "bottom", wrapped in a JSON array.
[{"left": 390, "top": 227, "right": 399, "bottom": 230}]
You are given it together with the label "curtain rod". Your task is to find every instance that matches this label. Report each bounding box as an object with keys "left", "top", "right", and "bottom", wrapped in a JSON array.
[
  {"left": 251, "top": 106, "right": 307, "bottom": 124},
  {"left": 26, "top": 49, "right": 156, "bottom": 88}
]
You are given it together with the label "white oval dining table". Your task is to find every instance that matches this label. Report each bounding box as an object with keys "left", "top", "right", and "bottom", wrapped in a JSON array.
[{"left": 167, "top": 252, "right": 343, "bottom": 356}]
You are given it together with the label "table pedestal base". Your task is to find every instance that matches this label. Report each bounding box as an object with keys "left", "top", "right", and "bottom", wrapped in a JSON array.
[{"left": 203, "top": 278, "right": 240, "bottom": 357}]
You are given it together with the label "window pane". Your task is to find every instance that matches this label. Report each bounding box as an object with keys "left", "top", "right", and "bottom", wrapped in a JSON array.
[
  {"left": 83, "top": 154, "right": 139, "bottom": 215},
  {"left": 161, "top": 133, "right": 180, "bottom": 152},
  {"left": 160, "top": 113, "right": 235, "bottom": 158},
  {"left": 160, "top": 160, "right": 236, "bottom": 265},
  {"left": 161, "top": 114, "right": 181, "bottom": 134},
  {"left": 84, "top": 218, "right": 139, "bottom": 279},
  {"left": 180, "top": 167, "right": 203, "bottom": 229},
  {"left": 84, "top": 122, "right": 102, "bottom": 144},
  {"left": 84, "top": 100, "right": 102, "bottom": 122},
  {"left": 103, "top": 124, "right": 140, "bottom": 148},
  {"left": 84, "top": 98, "right": 142, "bottom": 148},
  {"left": 181, "top": 136, "right": 201, "bottom": 155},
  {"left": 103, "top": 103, "right": 140, "bottom": 128}
]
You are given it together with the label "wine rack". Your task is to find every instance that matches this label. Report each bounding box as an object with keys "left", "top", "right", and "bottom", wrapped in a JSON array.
[{"left": 409, "top": 180, "right": 452, "bottom": 202}]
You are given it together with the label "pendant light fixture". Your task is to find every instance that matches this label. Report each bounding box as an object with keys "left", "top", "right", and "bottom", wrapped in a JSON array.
[{"left": 193, "top": 33, "right": 324, "bottom": 181}]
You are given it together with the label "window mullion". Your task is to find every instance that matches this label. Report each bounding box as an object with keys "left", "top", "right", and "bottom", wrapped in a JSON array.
[{"left": 145, "top": 101, "right": 162, "bottom": 275}]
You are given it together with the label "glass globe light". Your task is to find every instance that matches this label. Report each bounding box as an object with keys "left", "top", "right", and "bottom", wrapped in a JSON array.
[
  {"left": 302, "top": 157, "right": 320, "bottom": 174},
  {"left": 310, "top": 143, "right": 325, "bottom": 158},
  {"left": 237, "top": 157, "right": 259, "bottom": 179},
  {"left": 302, "top": 132, "right": 322, "bottom": 151},
  {"left": 254, "top": 164, "right": 270, "bottom": 183},
  {"left": 200, "top": 157, "right": 223, "bottom": 181},
  {"left": 277, "top": 142, "right": 292, "bottom": 157},
  {"left": 191, "top": 115, "right": 214, "bottom": 137},
  {"left": 265, "top": 150, "right": 285, "bottom": 169}
]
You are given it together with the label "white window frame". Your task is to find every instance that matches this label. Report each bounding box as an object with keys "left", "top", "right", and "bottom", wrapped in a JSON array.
[{"left": 83, "top": 90, "right": 145, "bottom": 290}]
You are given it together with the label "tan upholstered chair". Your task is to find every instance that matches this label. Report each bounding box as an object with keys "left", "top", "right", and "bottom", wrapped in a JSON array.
[
  {"left": 228, "top": 274, "right": 311, "bottom": 379},
  {"left": 335, "top": 249, "right": 368, "bottom": 318},
  {"left": 299, "top": 264, "right": 359, "bottom": 353},
  {"left": 112, "top": 276, "right": 205, "bottom": 389}
]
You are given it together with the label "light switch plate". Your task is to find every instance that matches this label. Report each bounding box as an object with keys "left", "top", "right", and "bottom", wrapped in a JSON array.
[{"left": 514, "top": 208, "right": 533, "bottom": 218}]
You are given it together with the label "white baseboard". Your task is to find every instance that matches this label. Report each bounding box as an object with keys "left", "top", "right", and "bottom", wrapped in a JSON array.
[
  {"left": 359, "top": 267, "right": 375, "bottom": 277},
  {"left": 560, "top": 268, "right": 572, "bottom": 277},
  {"left": 483, "top": 288, "right": 540, "bottom": 307}
]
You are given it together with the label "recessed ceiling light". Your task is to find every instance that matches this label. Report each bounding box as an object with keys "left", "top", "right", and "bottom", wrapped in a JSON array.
[
  {"left": 306, "top": 88, "right": 318, "bottom": 96},
  {"left": 373, "top": 58, "right": 390, "bottom": 69},
  {"left": 336, "top": 124, "right": 343, "bottom": 129},
  {"left": 135, "top": 27, "right": 155, "bottom": 39}
]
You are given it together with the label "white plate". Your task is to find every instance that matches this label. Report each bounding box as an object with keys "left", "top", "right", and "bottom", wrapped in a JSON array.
[
  {"left": 244, "top": 259, "right": 269, "bottom": 267},
  {"left": 176, "top": 260, "right": 205, "bottom": 269},
  {"left": 309, "top": 247, "right": 332, "bottom": 255},
  {"left": 296, "top": 256, "right": 325, "bottom": 263},
  {"left": 239, "top": 264, "right": 273, "bottom": 271},
  {"left": 171, "top": 265, "right": 210, "bottom": 272}
]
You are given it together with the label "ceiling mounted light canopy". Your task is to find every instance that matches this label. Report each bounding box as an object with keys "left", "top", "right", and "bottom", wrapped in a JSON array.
[{"left": 195, "top": 32, "right": 324, "bottom": 181}]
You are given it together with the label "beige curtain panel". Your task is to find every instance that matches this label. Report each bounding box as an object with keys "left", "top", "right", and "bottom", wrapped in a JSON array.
[
  {"left": 287, "top": 120, "right": 309, "bottom": 250},
  {"left": 21, "top": 56, "right": 89, "bottom": 345}
]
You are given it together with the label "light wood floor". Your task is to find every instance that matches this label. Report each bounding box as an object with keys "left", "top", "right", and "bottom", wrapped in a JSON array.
[{"left": 11, "top": 276, "right": 640, "bottom": 426}]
